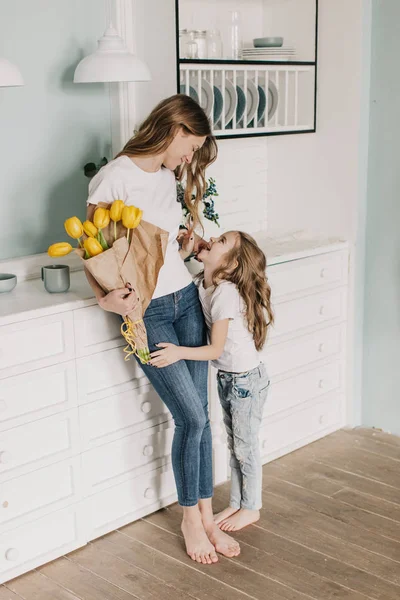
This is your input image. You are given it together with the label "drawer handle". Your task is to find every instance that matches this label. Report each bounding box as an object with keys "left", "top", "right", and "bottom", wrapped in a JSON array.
[
  {"left": 0, "top": 401, "right": 7, "bottom": 413},
  {"left": 319, "top": 415, "right": 325, "bottom": 425},
  {"left": 320, "top": 268, "right": 327, "bottom": 278},
  {"left": 5, "top": 548, "right": 19, "bottom": 562},
  {"left": 319, "top": 305, "right": 325, "bottom": 316},
  {"left": 143, "top": 445, "right": 154, "bottom": 457},
  {"left": 318, "top": 343, "right": 324, "bottom": 354},
  {"left": 318, "top": 379, "right": 325, "bottom": 389},
  {"left": 0, "top": 451, "right": 12, "bottom": 464},
  {"left": 144, "top": 487, "right": 155, "bottom": 500},
  {"left": 141, "top": 401, "right": 152, "bottom": 414},
  {"left": 261, "top": 439, "right": 267, "bottom": 449},
  {"left": 2, "top": 501, "right": 9, "bottom": 509}
]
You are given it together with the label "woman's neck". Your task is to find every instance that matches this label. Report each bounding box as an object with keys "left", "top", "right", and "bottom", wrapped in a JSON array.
[{"left": 129, "top": 154, "right": 164, "bottom": 173}]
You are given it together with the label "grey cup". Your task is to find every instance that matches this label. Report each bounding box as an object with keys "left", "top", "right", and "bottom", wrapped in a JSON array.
[{"left": 41, "top": 264, "right": 70, "bottom": 293}]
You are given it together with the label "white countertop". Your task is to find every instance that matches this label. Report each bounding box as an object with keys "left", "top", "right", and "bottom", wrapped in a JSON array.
[{"left": 0, "top": 235, "right": 349, "bottom": 327}]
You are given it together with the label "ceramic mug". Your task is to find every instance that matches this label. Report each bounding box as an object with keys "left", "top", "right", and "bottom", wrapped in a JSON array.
[{"left": 41, "top": 264, "right": 70, "bottom": 293}]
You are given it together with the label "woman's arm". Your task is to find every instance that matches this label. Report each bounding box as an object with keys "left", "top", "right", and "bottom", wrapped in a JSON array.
[
  {"left": 84, "top": 203, "right": 138, "bottom": 316},
  {"left": 149, "top": 319, "right": 229, "bottom": 367}
]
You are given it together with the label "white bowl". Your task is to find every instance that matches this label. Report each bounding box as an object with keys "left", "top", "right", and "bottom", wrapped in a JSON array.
[{"left": 0, "top": 273, "right": 17, "bottom": 293}]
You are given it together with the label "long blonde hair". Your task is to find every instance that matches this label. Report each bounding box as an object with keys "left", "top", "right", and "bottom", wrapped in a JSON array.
[
  {"left": 210, "top": 232, "right": 274, "bottom": 351},
  {"left": 116, "top": 94, "right": 217, "bottom": 228}
]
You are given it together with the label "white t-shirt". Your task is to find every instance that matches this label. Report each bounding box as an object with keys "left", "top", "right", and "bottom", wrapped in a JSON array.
[
  {"left": 87, "top": 155, "right": 192, "bottom": 299},
  {"left": 198, "top": 280, "right": 261, "bottom": 373}
]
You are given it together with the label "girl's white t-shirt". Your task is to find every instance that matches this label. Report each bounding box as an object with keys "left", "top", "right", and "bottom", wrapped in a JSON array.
[
  {"left": 198, "top": 280, "right": 261, "bottom": 373},
  {"left": 87, "top": 156, "right": 192, "bottom": 299}
]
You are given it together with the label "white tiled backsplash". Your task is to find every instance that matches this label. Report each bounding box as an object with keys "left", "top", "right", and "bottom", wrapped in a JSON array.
[{"left": 206, "top": 138, "right": 268, "bottom": 238}]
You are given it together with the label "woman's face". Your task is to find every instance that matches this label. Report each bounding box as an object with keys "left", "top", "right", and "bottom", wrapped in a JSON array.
[{"left": 163, "top": 128, "right": 207, "bottom": 170}]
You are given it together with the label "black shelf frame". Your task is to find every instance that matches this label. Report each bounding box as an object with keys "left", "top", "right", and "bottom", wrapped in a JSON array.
[{"left": 175, "top": 0, "right": 319, "bottom": 140}]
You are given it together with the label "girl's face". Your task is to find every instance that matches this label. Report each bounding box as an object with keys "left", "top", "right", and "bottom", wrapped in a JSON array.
[
  {"left": 197, "top": 232, "right": 238, "bottom": 269},
  {"left": 163, "top": 128, "right": 206, "bottom": 170}
]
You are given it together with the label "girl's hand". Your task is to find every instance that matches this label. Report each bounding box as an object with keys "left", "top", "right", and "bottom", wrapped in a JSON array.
[
  {"left": 177, "top": 228, "right": 195, "bottom": 256},
  {"left": 150, "top": 343, "right": 183, "bottom": 368}
]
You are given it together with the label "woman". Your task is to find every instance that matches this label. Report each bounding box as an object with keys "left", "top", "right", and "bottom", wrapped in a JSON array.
[{"left": 84, "top": 95, "right": 240, "bottom": 565}]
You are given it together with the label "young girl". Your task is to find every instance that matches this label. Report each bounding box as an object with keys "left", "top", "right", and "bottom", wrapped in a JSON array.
[{"left": 150, "top": 231, "right": 274, "bottom": 531}]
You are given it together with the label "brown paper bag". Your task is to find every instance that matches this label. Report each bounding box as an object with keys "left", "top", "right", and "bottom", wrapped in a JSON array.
[{"left": 77, "top": 220, "right": 168, "bottom": 363}]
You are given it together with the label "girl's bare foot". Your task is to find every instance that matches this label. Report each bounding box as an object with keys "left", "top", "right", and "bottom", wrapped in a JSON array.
[
  {"left": 214, "top": 506, "right": 239, "bottom": 525},
  {"left": 181, "top": 518, "right": 219, "bottom": 564},
  {"left": 219, "top": 508, "right": 260, "bottom": 531},
  {"left": 204, "top": 522, "right": 241, "bottom": 557}
]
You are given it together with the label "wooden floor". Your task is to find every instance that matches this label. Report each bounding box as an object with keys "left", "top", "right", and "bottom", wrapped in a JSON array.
[{"left": 3, "top": 427, "right": 400, "bottom": 600}]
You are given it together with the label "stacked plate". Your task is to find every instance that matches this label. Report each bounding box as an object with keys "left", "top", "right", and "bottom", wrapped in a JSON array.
[
  {"left": 242, "top": 46, "right": 296, "bottom": 61},
  {"left": 180, "top": 75, "right": 279, "bottom": 129}
]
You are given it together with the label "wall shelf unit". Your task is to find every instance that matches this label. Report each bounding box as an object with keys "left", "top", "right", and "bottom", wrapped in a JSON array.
[{"left": 175, "top": 0, "right": 318, "bottom": 139}]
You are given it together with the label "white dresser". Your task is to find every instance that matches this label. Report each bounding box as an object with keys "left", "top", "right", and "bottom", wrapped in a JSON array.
[{"left": 0, "top": 237, "right": 349, "bottom": 583}]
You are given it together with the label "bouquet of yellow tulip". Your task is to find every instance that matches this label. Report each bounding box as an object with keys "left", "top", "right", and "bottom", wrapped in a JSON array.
[{"left": 48, "top": 202, "right": 168, "bottom": 364}]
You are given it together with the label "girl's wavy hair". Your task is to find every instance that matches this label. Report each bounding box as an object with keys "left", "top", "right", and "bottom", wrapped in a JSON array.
[
  {"left": 115, "top": 94, "right": 217, "bottom": 228},
  {"left": 207, "top": 232, "right": 274, "bottom": 351}
]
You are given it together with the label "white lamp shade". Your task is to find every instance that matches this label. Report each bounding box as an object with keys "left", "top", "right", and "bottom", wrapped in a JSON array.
[
  {"left": 74, "top": 26, "right": 151, "bottom": 83},
  {"left": 0, "top": 58, "right": 24, "bottom": 87}
]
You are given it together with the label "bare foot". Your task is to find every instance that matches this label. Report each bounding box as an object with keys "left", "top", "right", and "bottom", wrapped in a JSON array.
[
  {"left": 181, "top": 518, "right": 219, "bottom": 564},
  {"left": 204, "top": 522, "right": 241, "bottom": 557},
  {"left": 214, "top": 506, "right": 239, "bottom": 525},
  {"left": 220, "top": 508, "right": 260, "bottom": 532}
]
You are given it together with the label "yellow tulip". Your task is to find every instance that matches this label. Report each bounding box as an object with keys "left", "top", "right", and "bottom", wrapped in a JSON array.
[
  {"left": 93, "top": 207, "right": 110, "bottom": 230},
  {"left": 122, "top": 206, "right": 143, "bottom": 243},
  {"left": 48, "top": 242, "right": 73, "bottom": 258},
  {"left": 84, "top": 237, "right": 103, "bottom": 258},
  {"left": 110, "top": 200, "right": 125, "bottom": 241},
  {"left": 83, "top": 220, "right": 98, "bottom": 238},
  {"left": 93, "top": 207, "right": 110, "bottom": 250},
  {"left": 64, "top": 217, "right": 84, "bottom": 247}
]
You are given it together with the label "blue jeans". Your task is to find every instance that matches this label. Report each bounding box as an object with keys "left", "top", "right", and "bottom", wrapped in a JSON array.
[
  {"left": 217, "top": 363, "right": 270, "bottom": 510},
  {"left": 135, "top": 282, "right": 213, "bottom": 507}
]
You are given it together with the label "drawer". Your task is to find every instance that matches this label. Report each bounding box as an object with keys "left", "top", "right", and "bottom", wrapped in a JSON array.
[
  {"left": 0, "top": 410, "right": 80, "bottom": 479},
  {"left": 260, "top": 392, "right": 343, "bottom": 460},
  {"left": 0, "top": 361, "right": 77, "bottom": 432},
  {"left": 264, "top": 325, "right": 345, "bottom": 378},
  {"left": 85, "top": 465, "right": 176, "bottom": 540},
  {"left": 76, "top": 346, "right": 147, "bottom": 405},
  {"left": 270, "top": 288, "right": 347, "bottom": 340},
  {"left": 0, "top": 457, "right": 81, "bottom": 531},
  {"left": 0, "top": 506, "right": 83, "bottom": 583},
  {"left": 0, "top": 312, "right": 75, "bottom": 380},
  {"left": 73, "top": 305, "right": 123, "bottom": 357},
  {"left": 264, "top": 361, "right": 343, "bottom": 419},
  {"left": 79, "top": 382, "right": 170, "bottom": 450},
  {"left": 82, "top": 422, "right": 174, "bottom": 493},
  {"left": 268, "top": 250, "right": 347, "bottom": 299}
]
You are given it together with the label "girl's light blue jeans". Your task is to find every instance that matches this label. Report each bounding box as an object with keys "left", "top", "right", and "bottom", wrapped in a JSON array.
[
  {"left": 134, "top": 282, "right": 213, "bottom": 507},
  {"left": 217, "top": 363, "right": 270, "bottom": 510}
]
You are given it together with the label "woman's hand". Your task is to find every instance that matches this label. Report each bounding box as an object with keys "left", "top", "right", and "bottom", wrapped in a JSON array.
[
  {"left": 98, "top": 285, "right": 138, "bottom": 316},
  {"left": 150, "top": 343, "right": 183, "bottom": 367}
]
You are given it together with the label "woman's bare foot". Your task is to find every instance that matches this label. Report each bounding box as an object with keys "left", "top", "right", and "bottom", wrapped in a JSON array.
[
  {"left": 181, "top": 518, "right": 219, "bottom": 564},
  {"left": 214, "top": 506, "right": 239, "bottom": 525},
  {"left": 204, "top": 522, "right": 241, "bottom": 557},
  {"left": 220, "top": 508, "right": 260, "bottom": 531}
]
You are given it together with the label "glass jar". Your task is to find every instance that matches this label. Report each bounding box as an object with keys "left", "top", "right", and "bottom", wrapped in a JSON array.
[
  {"left": 192, "top": 30, "right": 208, "bottom": 59},
  {"left": 179, "top": 29, "right": 189, "bottom": 58},
  {"left": 207, "top": 29, "right": 223, "bottom": 59},
  {"left": 185, "top": 30, "right": 198, "bottom": 59}
]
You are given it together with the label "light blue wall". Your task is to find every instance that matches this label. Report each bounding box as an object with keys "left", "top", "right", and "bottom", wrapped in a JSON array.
[
  {"left": 362, "top": 0, "right": 400, "bottom": 434},
  {"left": 0, "top": 1, "right": 111, "bottom": 259}
]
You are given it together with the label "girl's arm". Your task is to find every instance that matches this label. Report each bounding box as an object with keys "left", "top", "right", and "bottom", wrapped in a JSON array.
[{"left": 149, "top": 319, "right": 229, "bottom": 368}]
